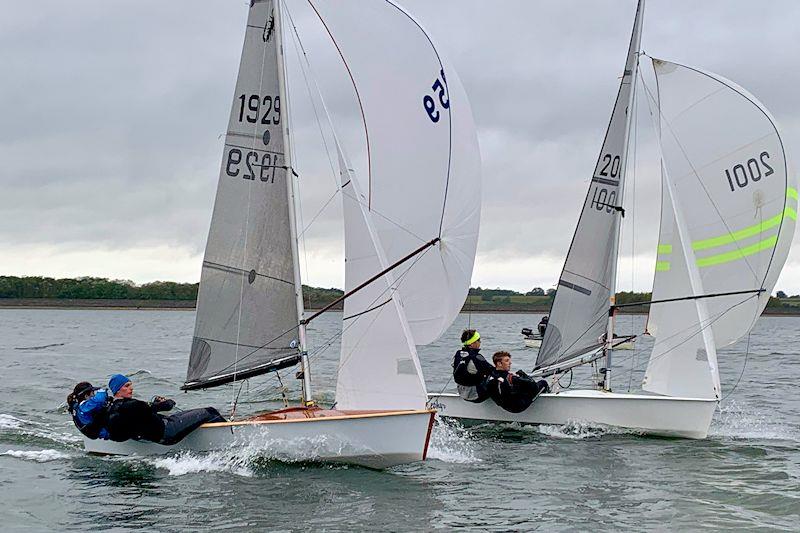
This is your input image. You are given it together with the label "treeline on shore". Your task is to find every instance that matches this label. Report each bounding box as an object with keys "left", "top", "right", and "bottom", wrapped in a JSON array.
[
  {"left": 0, "top": 276, "right": 343, "bottom": 310},
  {"left": 1, "top": 276, "right": 798, "bottom": 314}
]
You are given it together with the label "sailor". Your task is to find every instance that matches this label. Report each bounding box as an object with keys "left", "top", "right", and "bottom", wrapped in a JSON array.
[
  {"left": 67, "top": 381, "right": 111, "bottom": 440},
  {"left": 105, "top": 374, "right": 226, "bottom": 445},
  {"left": 452, "top": 329, "right": 494, "bottom": 403},
  {"left": 484, "top": 351, "right": 550, "bottom": 413},
  {"left": 537, "top": 315, "right": 549, "bottom": 337}
]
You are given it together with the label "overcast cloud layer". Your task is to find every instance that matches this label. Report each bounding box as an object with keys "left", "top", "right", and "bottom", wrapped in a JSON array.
[{"left": 2, "top": 0, "right": 799, "bottom": 293}]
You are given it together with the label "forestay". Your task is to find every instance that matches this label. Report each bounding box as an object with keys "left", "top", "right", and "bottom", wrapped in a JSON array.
[
  {"left": 308, "top": 0, "right": 481, "bottom": 345},
  {"left": 185, "top": 0, "right": 300, "bottom": 390},
  {"left": 537, "top": 0, "right": 644, "bottom": 369},
  {"left": 644, "top": 59, "right": 795, "bottom": 398}
]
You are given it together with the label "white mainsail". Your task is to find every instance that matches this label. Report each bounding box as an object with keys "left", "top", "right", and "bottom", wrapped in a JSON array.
[
  {"left": 537, "top": 0, "right": 645, "bottom": 369},
  {"left": 644, "top": 59, "right": 795, "bottom": 398},
  {"left": 308, "top": 0, "right": 481, "bottom": 346},
  {"left": 186, "top": 0, "right": 300, "bottom": 389}
]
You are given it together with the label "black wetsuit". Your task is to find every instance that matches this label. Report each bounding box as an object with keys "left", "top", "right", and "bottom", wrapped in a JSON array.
[
  {"left": 485, "top": 369, "right": 550, "bottom": 413},
  {"left": 107, "top": 398, "right": 225, "bottom": 445},
  {"left": 452, "top": 348, "right": 494, "bottom": 403}
]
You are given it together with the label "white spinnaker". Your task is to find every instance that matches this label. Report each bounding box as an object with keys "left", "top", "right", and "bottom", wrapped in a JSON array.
[
  {"left": 537, "top": 0, "right": 644, "bottom": 368},
  {"left": 187, "top": 0, "right": 299, "bottom": 387},
  {"left": 336, "top": 148, "right": 427, "bottom": 410},
  {"left": 309, "top": 0, "right": 481, "bottom": 345},
  {"left": 644, "top": 59, "right": 795, "bottom": 397}
]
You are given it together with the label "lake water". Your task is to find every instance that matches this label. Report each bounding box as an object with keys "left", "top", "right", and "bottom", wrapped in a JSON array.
[{"left": 1, "top": 309, "right": 798, "bottom": 531}]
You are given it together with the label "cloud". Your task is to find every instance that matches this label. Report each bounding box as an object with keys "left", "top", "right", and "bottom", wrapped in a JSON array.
[{"left": 1, "top": 0, "right": 799, "bottom": 294}]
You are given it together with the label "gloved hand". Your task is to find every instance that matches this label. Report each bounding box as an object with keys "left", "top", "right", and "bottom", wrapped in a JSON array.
[
  {"left": 515, "top": 369, "right": 531, "bottom": 379},
  {"left": 150, "top": 396, "right": 176, "bottom": 412}
]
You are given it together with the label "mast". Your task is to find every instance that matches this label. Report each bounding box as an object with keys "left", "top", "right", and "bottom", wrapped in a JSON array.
[
  {"left": 602, "top": 0, "right": 645, "bottom": 391},
  {"left": 275, "top": 0, "right": 313, "bottom": 406}
]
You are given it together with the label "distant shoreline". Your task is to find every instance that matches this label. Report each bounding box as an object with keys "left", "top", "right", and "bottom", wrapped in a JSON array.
[{"left": 1, "top": 298, "right": 797, "bottom": 316}]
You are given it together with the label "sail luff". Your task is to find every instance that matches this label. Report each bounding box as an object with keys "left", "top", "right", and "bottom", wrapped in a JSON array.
[
  {"left": 184, "top": 0, "right": 301, "bottom": 390},
  {"left": 275, "top": 0, "right": 312, "bottom": 404},
  {"left": 536, "top": 0, "right": 645, "bottom": 370},
  {"left": 603, "top": 0, "right": 645, "bottom": 389}
]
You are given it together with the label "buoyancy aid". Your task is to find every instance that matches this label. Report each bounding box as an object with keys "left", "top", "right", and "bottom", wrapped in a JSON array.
[
  {"left": 484, "top": 370, "right": 546, "bottom": 414},
  {"left": 69, "top": 389, "right": 111, "bottom": 440},
  {"left": 452, "top": 348, "right": 494, "bottom": 387},
  {"left": 106, "top": 398, "right": 166, "bottom": 442}
]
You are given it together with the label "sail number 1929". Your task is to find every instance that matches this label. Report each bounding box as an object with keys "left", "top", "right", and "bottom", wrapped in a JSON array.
[
  {"left": 725, "top": 151, "right": 773, "bottom": 192},
  {"left": 237, "top": 94, "right": 280, "bottom": 125}
]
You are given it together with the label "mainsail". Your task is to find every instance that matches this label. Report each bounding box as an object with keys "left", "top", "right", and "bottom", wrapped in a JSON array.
[
  {"left": 537, "top": 0, "right": 644, "bottom": 369},
  {"left": 184, "top": 0, "right": 300, "bottom": 390},
  {"left": 644, "top": 59, "right": 795, "bottom": 398}
]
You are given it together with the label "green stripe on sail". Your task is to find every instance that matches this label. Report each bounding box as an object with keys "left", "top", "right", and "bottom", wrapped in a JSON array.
[
  {"left": 788, "top": 187, "right": 798, "bottom": 201},
  {"left": 691, "top": 207, "right": 796, "bottom": 251},
  {"left": 657, "top": 244, "right": 672, "bottom": 254},
  {"left": 696, "top": 235, "right": 778, "bottom": 268},
  {"left": 655, "top": 261, "right": 670, "bottom": 271}
]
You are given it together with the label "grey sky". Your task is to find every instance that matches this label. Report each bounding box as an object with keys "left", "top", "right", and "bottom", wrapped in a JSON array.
[{"left": 1, "top": 0, "right": 798, "bottom": 293}]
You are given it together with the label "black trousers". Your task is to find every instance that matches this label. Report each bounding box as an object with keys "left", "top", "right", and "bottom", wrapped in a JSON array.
[{"left": 159, "top": 407, "right": 226, "bottom": 446}]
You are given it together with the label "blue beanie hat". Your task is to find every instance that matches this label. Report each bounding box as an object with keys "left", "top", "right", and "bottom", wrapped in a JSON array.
[{"left": 108, "top": 374, "right": 131, "bottom": 395}]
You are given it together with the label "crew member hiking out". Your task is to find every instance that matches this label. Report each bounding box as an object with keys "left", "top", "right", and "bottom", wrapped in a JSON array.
[
  {"left": 67, "top": 381, "right": 111, "bottom": 440},
  {"left": 484, "top": 351, "right": 550, "bottom": 413},
  {"left": 452, "top": 329, "right": 494, "bottom": 403},
  {"left": 105, "top": 374, "right": 226, "bottom": 445}
]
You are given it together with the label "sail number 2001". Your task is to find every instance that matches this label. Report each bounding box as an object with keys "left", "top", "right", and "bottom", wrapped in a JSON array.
[{"left": 725, "top": 151, "right": 773, "bottom": 192}]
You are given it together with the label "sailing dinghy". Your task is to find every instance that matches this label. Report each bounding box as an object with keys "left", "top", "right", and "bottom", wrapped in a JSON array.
[
  {"left": 429, "top": 0, "right": 795, "bottom": 438},
  {"left": 85, "top": 0, "right": 481, "bottom": 468}
]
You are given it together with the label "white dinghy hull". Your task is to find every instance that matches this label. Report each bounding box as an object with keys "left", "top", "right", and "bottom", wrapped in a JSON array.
[
  {"left": 523, "top": 335, "right": 543, "bottom": 349},
  {"left": 84, "top": 408, "right": 435, "bottom": 470},
  {"left": 428, "top": 390, "right": 717, "bottom": 439}
]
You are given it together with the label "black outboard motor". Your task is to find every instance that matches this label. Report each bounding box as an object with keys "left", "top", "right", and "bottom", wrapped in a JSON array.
[{"left": 521, "top": 327, "right": 534, "bottom": 336}]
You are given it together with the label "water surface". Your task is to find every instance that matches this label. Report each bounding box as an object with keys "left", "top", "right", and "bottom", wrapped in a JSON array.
[{"left": 1, "top": 310, "right": 798, "bottom": 531}]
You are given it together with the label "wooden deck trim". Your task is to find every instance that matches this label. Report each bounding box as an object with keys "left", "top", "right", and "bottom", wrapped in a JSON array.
[{"left": 199, "top": 408, "right": 436, "bottom": 428}]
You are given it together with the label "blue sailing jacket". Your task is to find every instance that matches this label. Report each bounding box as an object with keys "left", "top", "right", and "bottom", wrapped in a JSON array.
[{"left": 73, "top": 389, "right": 111, "bottom": 440}]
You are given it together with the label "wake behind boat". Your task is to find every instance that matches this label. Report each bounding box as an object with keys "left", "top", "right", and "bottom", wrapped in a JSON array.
[
  {"left": 430, "top": 0, "right": 795, "bottom": 438},
  {"left": 85, "top": 0, "right": 481, "bottom": 468}
]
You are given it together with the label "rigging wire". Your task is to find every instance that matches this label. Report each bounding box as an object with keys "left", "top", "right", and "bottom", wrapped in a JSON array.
[
  {"left": 721, "top": 332, "right": 751, "bottom": 401},
  {"left": 626, "top": 68, "right": 641, "bottom": 393}
]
